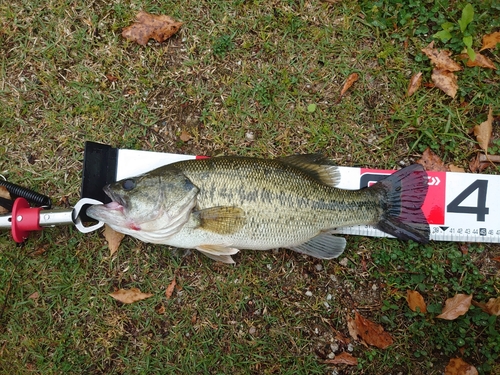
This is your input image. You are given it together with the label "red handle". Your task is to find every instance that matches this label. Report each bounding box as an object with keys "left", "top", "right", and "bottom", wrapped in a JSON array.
[{"left": 11, "top": 198, "right": 43, "bottom": 243}]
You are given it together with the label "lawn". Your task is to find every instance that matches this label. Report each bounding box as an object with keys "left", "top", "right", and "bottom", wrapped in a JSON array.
[{"left": 1, "top": 0, "right": 499, "bottom": 374}]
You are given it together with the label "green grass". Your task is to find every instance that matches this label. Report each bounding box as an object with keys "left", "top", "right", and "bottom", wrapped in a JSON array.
[{"left": 1, "top": 0, "right": 500, "bottom": 374}]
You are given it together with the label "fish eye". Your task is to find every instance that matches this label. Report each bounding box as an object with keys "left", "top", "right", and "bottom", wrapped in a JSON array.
[{"left": 122, "top": 179, "right": 136, "bottom": 191}]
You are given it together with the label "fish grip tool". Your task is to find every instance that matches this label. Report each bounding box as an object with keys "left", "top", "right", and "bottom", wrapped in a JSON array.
[{"left": 0, "top": 180, "right": 104, "bottom": 243}]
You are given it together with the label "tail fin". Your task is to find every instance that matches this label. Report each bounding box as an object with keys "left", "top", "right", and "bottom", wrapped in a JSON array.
[{"left": 371, "top": 164, "right": 430, "bottom": 243}]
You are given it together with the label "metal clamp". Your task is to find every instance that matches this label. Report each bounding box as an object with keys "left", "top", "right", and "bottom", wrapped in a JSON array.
[{"left": 0, "top": 197, "right": 104, "bottom": 243}]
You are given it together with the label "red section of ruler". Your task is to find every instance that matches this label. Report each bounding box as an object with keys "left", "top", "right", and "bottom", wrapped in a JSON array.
[{"left": 360, "top": 169, "right": 446, "bottom": 225}]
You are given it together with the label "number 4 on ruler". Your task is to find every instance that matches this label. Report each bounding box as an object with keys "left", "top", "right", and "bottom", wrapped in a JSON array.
[{"left": 447, "top": 180, "right": 489, "bottom": 221}]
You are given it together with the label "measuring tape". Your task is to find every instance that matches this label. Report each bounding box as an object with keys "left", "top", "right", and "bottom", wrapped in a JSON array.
[
  {"left": 334, "top": 167, "right": 499, "bottom": 243},
  {"left": 82, "top": 142, "right": 500, "bottom": 244}
]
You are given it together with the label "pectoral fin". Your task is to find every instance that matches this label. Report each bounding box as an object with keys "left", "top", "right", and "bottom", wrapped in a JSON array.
[
  {"left": 288, "top": 233, "right": 346, "bottom": 259},
  {"left": 196, "top": 244, "right": 240, "bottom": 264},
  {"left": 195, "top": 206, "right": 246, "bottom": 234}
]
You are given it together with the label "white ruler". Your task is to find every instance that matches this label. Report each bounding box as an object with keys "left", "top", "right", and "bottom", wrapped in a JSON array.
[{"left": 116, "top": 149, "right": 500, "bottom": 243}]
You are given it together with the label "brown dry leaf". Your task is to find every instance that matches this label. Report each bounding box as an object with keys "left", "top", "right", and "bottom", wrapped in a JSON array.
[
  {"left": 431, "top": 68, "right": 459, "bottom": 98},
  {"left": 28, "top": 291, "right": 39, "bottom": 300},
  {"left": 156, "top": 304, "right": 166, "bottom": 314},
  {"left": 122, "top": 11, "right": 183, "bottom": 46},
  {"left": 444, "top": 358, "right": 478, "bottom": 375},
  {"left": 461, "top": 52, "right": 496, "bottom": 69},
  {"left": 437, "top": 294, "right": 472, "bottom": 320},
  {"left": 473, "top": 106, "right": 493, "bottom": 153},
  {"left": 406, "top": 290, "right": 427, "bottom": 313},
  {"left": 324, "top": 352, "right": 358, "bottom": 366},
  {"left": 346, "top": 314, "right": 359, "bottom": 341},
  {"left": 473, "top": 297, "right": 500, "bottom": 316},
  {"left": 448, "top": 164, "right": 465, "bottom": 173},
  {"left": 340, "top": 73, "right": 359, "bottom": 96},
  {"left": 352, "top": 311, "right": 393, "bottom": 349},
  {"left": 109, "top": 287, "right": 153, "bottom": 304},
  {"left": 492, "top": 256, "right": 500, "bottom": 263},
  {"left": 421, "top": 42, "right": 463, "bottom": 71},
  {"left": 417, "top": 147, "right": 447, "bottom": 171},
  {"left": 165, "top": 277, "right": 177, "bottom": 300},
  {"left": 480, "top": 31, "right": 500, "bottom": 51},
  {"left": 0, "top": 186, "right": 11, "bottom": 214},
  {"left": 407, "top": 72, "right": 422, "bottom": 97},
  {"left": 104, "top": 224, "right": 125, "bottom": 256},
  {"left": 179, "top": 130, "right": 191, "bottom": 142}
]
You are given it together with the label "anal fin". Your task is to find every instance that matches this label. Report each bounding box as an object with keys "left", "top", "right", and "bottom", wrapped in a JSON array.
[
  {"left": 196, "top": 244, "right": 240, "bottom": 264},
  {"left": 288, "top": 233, "right": 346, "bottom": 259}
]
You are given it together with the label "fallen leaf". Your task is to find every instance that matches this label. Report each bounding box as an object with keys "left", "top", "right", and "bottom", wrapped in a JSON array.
[
  {"left": 340, "top": 73, "right": 359, "bottom": 96},
  {"left": 104, "top": 224, "right": 125, "bottom": 256},
  {"left": 407, "top": 290, "right": 427, "bottom": 313},
  {"left": 431, "top": 68, "right": 459, "bottom": 98},
  {"left": 448, "top": 164, "right": 465, "bottom": 173},
  {"left": 492, "top": 256, "right": 500, "bottom": 263},
  {"left": 480, "top": 31, "right": 500, "bottom": 51},
  {"left": 349, "top": 311, "right": 393, "bottom": 349},
  {"left": 473, "top": 297, "right": 500, "bottom": 316},
  {"left": 109, "top": 287, "right": 153, "bottom": 304},
  {"left": 28, "top": 291, "right": 39, "bottom": 300},
  {"left": 346, "top": 314, "right": 359, "bottom": 341},
  {"left": 437, "top": 294, "right": 472, "bottom": 320},
  {"left": 179, "top": 130, "right": 191, "bottom": 142},
  {"left": 106, "top": 74, "right": 120, "bottom": 82},
  {"left": 460, "top": 52, "right": 496, "bottom": 69},
  {"left": 165, "top": 277, "right": 177, "bottom": 299},
  {"left": 0, "top": 186, "right": 11, "bottom": 214},
  {"left": 122, "top": 11, "right": 183, "bottom": 46},
  {"left": 407, "top": 72, "right": 422, "bottom": 97},
  {"left": 444, "top": 358, "right": 478, "bottom": 375},
  {"left": 417, "top": 147, "right": 447, "bottom": 171},
  {"left": 421, "top": 42, "right": 463, "bottom": 71},
  {"left": 324, "top": 352, "right": 358, "bottom": 366},
  {"left": 156, "top": 304, "right": 166, "bottom": 314},
  {"left": 473, "top": 106, "right": 493, "bottom": 153}
]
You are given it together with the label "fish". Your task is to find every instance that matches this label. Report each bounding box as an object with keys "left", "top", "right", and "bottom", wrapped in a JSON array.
[{"left": 86, "top": 155, "right": 429, "bottom": 263}]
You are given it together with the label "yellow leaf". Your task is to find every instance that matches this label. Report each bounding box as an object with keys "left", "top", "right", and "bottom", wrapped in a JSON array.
[
  {"left": 109, "top": 288, "right": 153, "bottom": 304},
  {"left": 406, "top": 290, "right": 427, "bottom": 313},
  {"left": 473, "top": 106, "right": 493, "bottom": 153},
  {"left": 480, "top": 31, "right": 500, "bottom": 51},
  {"left": 437, "top": 294, "right": 472, "bottom": 320},
  {"left": 104, "top": 224, "right": 125, "bottom": 256}
]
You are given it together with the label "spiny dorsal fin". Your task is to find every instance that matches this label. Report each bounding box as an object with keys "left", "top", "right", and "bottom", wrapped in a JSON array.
[
  {"left": 195, "top": 206, "right": 246, "bottom": 234},
  {"left": 279, "top": 154, "right": 340, "bottom": 187}
]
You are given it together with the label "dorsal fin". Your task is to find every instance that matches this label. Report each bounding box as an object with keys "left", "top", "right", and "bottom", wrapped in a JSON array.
[{"left": 278, "top": 154, "right": 340, "bottom": 187}]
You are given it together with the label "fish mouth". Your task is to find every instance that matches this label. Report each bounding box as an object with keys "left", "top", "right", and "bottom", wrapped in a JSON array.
[{"left": 103, "top": 185, "right": 127, "bottom": 211}]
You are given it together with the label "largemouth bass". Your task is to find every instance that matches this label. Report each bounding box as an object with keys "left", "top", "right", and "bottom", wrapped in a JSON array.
[{"left": 87, "top": 155, "right": 429, "bottom": 263}]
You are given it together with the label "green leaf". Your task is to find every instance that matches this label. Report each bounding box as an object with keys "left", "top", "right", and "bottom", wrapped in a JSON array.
[
  {"left": 434, "top": 29, "right": 453, "bottom": 42},
  {"left": 462, "top": 35, "right": 473, "bottom": 48},
  {"left": 307, "top": 103, "right": 317, "bottom": 113},
  {"left": 466, "top": 46, "right": 476, "bottom": 61},
  {"left": 441, "top": 22, "right": 454, "bottom": 32},
  {"left": 458, "top": 3, "right": 474, "bottom": 33}
]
